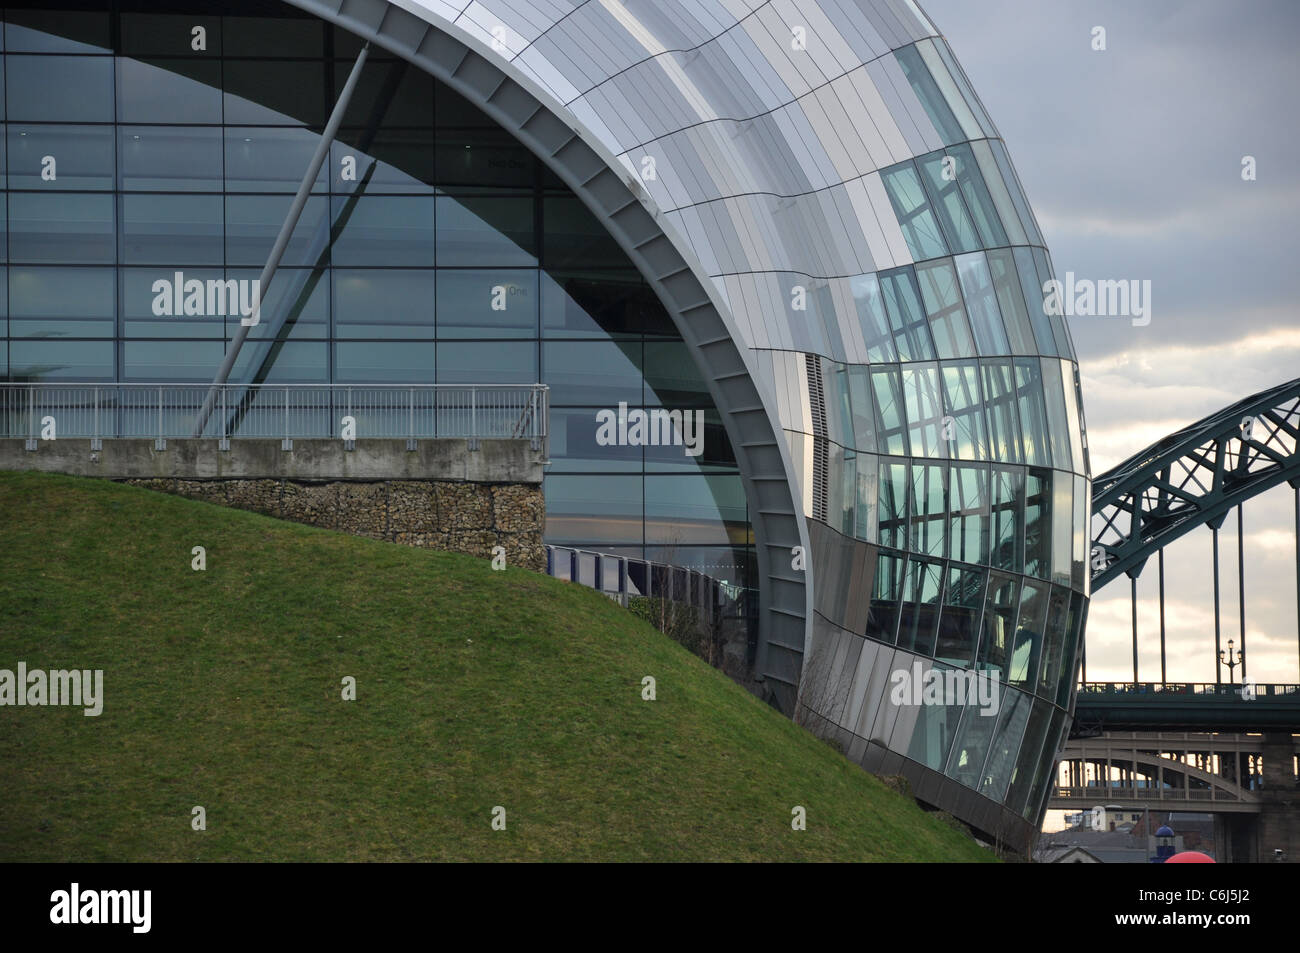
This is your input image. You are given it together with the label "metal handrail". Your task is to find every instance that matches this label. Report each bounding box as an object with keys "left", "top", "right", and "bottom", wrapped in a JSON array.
[
  {"left": 1, "top": 382, "right": 549, "bottom": 449},
  {"left": 1076, "top": 681, "right": 1300, "bottom": 697}
]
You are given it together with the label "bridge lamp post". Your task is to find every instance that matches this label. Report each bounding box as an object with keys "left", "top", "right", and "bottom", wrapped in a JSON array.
[{"left": 1218, "top": 640, "right": 1244, "bottom": 684}]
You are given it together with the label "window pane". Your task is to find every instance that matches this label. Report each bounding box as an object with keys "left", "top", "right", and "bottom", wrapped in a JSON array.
[
  {"left": 544, "top": 196, "right": 630, "bottom": 269},
  {"left": 948, "top": 464, "right": 989, "bottom": 566},
  {"left": 946, "top": 141, "right": 1007, "bottom": 247},
  {"left": 333, "top": 269, "right": 435, "bottom": 339},
  {"left": 878, "top": 460, "right": 909, "bottom": 550},
  {"left": 436, "top": 195, "right": 536, "bottom": 267},
  {"left": 226, "top": 267, "right": 327, "bottom": 343},
  {"left": 9, "top": 125, "right": 113, "bottom": 190},
  {"left": 122, "top": 194, "right": 223, "bottom": 265},
  {"left": 230, "top": 341, "right": 326, "bottom": 383},
  {"left": 542, "top": 340, "right": 641, "bottom": 405},
  {"left": 879, "top": 267, "right": 935, "bottom": 361},
  {"left": 915, "top": 258, "right": 975, "bottom": 360},
  {"left": 897, "top": 557, "right": 943, "bottom": 655},
  {"left": 1073, "top": 473, "right": 1088, "bottom": 591},
  {"left": 847, "top": 273, "right": 896, "bottom": 362},
  {"left": 6, "top": 55, "right": 113, "bottom": 121},
  {"left": 1014, "top": 357, "right": 1052, "bottom": 467},
  {"left": 870, "top": 365, "right": 908, "bottom": 455},
  {"left": 937, "top": 564, "right": 984, "bottom": 666},
  {"left": 915, "top": 39, "right": 985, "bottom": 140},
  {"left": 645, "top": 474, "right": 747, "bottom": 546},
  {"left": 334, "top": 341, "right": 435, "bottom": 384},
  {"left": 5, "top": 9, "right": 110, "bottom": 53},
  {"left": 970, "top": 139, "right": 1028, "bottom": 246},
  {"left": 1024, "top": 467, "right": 1051, "bottom": 580},
  {"left": 954, "top": 252, "right": 1010, "bottom": 355},
  {"left": 909, "top": 462, "right": 946, "bottom": 559},
  {"left": 437, "top": 341, "right": 536, "bottom": 384},
  {"left": 644, "top": 340, "right": 709, "bottom": 407},
  {"left": 330, "top": 195, "right": 435, "bottom": 267},
  {"left": 120, "top": 126, "right": 222, "bottom": 192},
  {"left": 9, "top": 193, "right": 115, "bottom": 263},
  {"left": 944, "top": 692, "right": 998, "bottom": 792},
  {"left": 977, "top": 685, "right": 1031, "bottom": 801},
  {"left": 547, "top": 407, "right": 642, "bottom": 473},
  {"left": 436, "top": 269, "right": 537, "bottom": 338},
  {"left": 940, "top": 360, "right": 986, "bottom": 460},
  {"left": 120, "top": 266, "right": 225, "bottom": 339},
  {"left": 545, "top": 474, "right": 643, "bottom": 546},
  {"left": 117, "top": 57, "right": 221, "bottom": 124},
  {"left": 917, "top": 152, "right": 981, "bottom": 254},
  {"left": 435, "top": 128, "right": 536, "bottom": 190},
  {"left": 895, "top": 42, "right": 964, "bottom": 144},
  {"left": 225, "top": 194, "right": 327, "bottom": 267},
  {"left": 980, "top": 359, "right": 1022, "bottom": 463},
  {"left": 227, "top": 127, "right": 327, "bottom": 193},
  {"left": 9, "top": 266, "right": 114, "bottom": 338},
  {"left": 120, "top": 11, "right": 220, "bottom": 57},
  {"left": 1040, "top": 358, "right": 1073, "bottom": 471},
  {"left": 1052, "top": 469, "right": 1073, "bottom": 588},
  {"left": 331, "top": 131, "right": 437, "bottom": 195},
  {"left": 902, "top": 363, "right": 944, "bottom": 458},
  {"left": 880, "top": 162, "right": 947, "bottom": 260},
  {"left": 122, "top": 339, "right": 226, "bottom": 381},
  {"left": 1037, "top": 586, "right": 1071, "bottom": 700},
  {"left": 10, "top": 339, "right": 113, "bottom": 380},
  {"left": 223, "top": 60, "right": 326, "bottom": 126},
  {"left": 1011, "top": 579, "right": 1047, "bottom": 688},
  {"left": 866, "top": 551, "right": 904, "bottom": 644},
  {"left": 977, "top": 571, "right": 1019, "bottom": 678},
  {"left": 986, "top": 248, "right": 1036, "bottom": 355},
  {"left": 990, "top": 466, "right": 1024, "bottom": 573},
  {"left": 1013, "top": 247, "right": 1059, "bottom": 357}
]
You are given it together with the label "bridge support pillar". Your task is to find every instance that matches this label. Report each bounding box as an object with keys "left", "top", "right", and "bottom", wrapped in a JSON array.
[{"left": 1257, "top": 733, "right": 1299, "bottom": 862}]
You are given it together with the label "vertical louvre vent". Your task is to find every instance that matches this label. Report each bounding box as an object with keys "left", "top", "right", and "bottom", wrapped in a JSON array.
[{"left": 805, "top": 353, "right": 829, "bottom": 524}]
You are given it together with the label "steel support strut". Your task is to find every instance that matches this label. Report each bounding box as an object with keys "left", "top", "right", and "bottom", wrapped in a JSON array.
[{"left": 193, "top": 43, "right": 371, "bottom": 437}]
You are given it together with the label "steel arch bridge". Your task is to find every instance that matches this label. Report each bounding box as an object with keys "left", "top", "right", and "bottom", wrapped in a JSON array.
[{"left": 1090, "top": 376, "right": 1300, "bottom": 591}]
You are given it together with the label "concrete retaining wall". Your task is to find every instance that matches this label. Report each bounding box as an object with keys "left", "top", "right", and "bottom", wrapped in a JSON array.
[{"left": 0, "top": 437, "right": 547, "bottom": 571}]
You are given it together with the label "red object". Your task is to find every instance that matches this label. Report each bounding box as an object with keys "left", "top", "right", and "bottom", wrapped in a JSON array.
[{"left": 1165, "top": 851, "right": 1215, "bottom": 863}]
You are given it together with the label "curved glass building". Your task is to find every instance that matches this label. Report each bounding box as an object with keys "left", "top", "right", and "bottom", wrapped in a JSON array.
[{"left": 1, "top": 0, "right": 1090, "bottom": 845}]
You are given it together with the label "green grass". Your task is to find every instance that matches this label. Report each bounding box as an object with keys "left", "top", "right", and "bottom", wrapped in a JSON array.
[{"left": 0, "top": 470, "right": 992, "bottom": 862}]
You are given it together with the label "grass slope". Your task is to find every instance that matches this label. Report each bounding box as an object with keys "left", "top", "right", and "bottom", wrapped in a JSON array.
[{"left": 0, "top": 471, "right": 991, "bottom": 862}]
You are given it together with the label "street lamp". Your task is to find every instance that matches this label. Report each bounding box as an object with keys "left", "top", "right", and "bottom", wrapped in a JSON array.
[{"left": 1219, "top": 639, "right": 1244, "bottom": 683}]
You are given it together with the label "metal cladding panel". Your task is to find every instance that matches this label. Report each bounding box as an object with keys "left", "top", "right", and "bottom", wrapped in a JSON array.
[{"left": 283, "top": 0, "right": 1084, "bottom": 846}]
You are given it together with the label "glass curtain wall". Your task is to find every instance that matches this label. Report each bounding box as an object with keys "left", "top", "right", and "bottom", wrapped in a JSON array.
[{"left": 0, "top": 0, "right": 754, "bottom": 592}]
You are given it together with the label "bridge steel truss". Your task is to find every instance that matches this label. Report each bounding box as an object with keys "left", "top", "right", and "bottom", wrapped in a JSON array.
[{"left": 1089, "top": 377, "right": 1300, "bottom": 683}]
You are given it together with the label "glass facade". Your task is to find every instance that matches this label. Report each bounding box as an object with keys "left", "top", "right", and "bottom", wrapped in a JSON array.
[
  {"left": 792, "top": 31, "right": 1091, "bottom": 827},
  {"left": 0, "top": 1, "right": 754, "bottom": 589},
  {"left": 0, "top": 0, "right": 1091, "bottom": 841}
]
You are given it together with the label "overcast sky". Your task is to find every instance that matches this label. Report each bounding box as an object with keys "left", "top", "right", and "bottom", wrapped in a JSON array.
[{"left": 923, "top": 0, "right": 1300, "bottom": 684}]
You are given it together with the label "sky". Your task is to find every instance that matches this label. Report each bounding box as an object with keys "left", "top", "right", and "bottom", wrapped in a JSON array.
[{"left": 924, "top": 0, "right": 1300, "bottom": 686}]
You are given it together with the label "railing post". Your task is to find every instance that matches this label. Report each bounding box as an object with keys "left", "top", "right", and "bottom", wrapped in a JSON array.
[
  {"left": 469, "top": 387, "right": 479, "bottom": 451},
  {"left": 282, "top": 386, "right": 292, "bottom": 451},
  {"left": 25, "top": 385, "right": 36, "bottom": 451},
  {"left": 345, "top": 386, "right": 353, "bottom": 451},
  {"left": 407, "top": 387, "right": 416, "bottom": 451},
  {"left": 156, "top": 385, "right": 166, "bottom": 451},
  {"left": 92, "top": 387, "right": 102, "bottom": 451},
  {"left": 219, "top": 385, "right": 229, "bottom": 450},
  {"left": 530, "top": 386, "right": 539, "bottom": 450}
]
